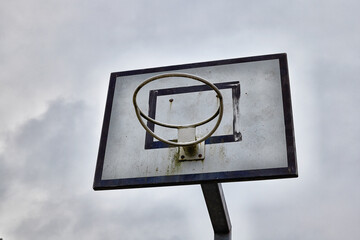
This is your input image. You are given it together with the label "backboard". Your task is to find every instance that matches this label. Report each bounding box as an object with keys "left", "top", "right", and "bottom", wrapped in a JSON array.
[{"left": 93, "top": 53, "right": 297, "bottom": 190}]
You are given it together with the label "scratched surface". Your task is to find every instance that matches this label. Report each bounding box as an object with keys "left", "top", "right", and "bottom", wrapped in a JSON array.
[{"left": 101, "top": 58, "right": 288, "bottom": 180}]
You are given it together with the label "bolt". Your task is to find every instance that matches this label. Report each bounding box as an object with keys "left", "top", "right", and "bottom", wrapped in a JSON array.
[
  {"left": 198, "top": 154, "right": 202, "bottom": 158},
  {"left": 169, "top": 98, "right": 174, "bottom": 102},
  {"left": 181, "top": 155, "right": 185, "bottom": 159}
]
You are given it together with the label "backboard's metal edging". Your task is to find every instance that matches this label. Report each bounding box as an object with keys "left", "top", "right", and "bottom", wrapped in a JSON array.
[
  {"left": 93, "top": 74, "right": 117, "bottom": 187},
  {"left": 279, "top": 54, "right": 297, "bottom": 175},
  {"left": 94, "top": 167, "right": 295, "bottom": 190}
]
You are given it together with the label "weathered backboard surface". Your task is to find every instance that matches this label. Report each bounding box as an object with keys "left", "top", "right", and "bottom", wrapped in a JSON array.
[{"left": 93, "top": 53, "right": 297, "bottom": 190}]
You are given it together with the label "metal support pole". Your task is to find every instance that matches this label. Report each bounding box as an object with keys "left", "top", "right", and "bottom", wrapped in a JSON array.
[{"left": 201, "top": 183, "right": 232, "bottom": 240}]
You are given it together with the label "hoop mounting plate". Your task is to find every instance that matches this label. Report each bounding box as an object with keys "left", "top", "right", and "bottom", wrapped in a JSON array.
[{"left": 177, "top": 127, "right": 205, "bottom": 161}]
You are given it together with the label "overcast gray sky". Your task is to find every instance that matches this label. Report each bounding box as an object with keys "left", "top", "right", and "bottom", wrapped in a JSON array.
[{"left": 1, "top": 1, "right": 359, "bottom": 239}]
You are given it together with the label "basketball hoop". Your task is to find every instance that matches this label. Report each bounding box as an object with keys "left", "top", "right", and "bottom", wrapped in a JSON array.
[{"left": 133, "top": 73, "right": 224, "bottom": 147}]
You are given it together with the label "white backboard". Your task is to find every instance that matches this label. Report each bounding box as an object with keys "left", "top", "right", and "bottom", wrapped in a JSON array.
[{"left": 94, "top": 53, "right": 297, "bottom": 190}]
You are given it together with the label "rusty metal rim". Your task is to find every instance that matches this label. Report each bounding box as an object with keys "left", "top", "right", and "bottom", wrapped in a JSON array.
[{"left": 133, "top": 73, "right": 223, "bottom": 146}]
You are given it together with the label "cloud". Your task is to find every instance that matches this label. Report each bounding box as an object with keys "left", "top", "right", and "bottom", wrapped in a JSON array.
[
  {"left": 0, "top": 99, "right": 96, "bottom": 237},
  {"left": 1, "top": 0, "right": 360, "bottom": 239},
  {"left": 0, "top": 99, "right": 210, "bottom": 240}
]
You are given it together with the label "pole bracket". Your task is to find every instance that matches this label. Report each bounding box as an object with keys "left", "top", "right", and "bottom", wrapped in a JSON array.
[{"left": 201, "top": 183, "right": 232, "bottom": 240}]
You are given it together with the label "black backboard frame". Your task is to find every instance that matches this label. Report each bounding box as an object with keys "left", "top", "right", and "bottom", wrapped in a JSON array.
[{"left": 93, "top": 53, "right": 297, "bottom": 190}]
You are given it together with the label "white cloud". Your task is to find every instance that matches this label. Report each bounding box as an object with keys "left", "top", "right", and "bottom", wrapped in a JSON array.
[{"left": 1, "top": 0, "right": 360, "bottom": 239}]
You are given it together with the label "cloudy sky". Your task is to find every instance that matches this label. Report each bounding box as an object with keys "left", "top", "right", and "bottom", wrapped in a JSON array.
[{"left": 1, "top": 0, "right": 359, "bottom": 239}]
